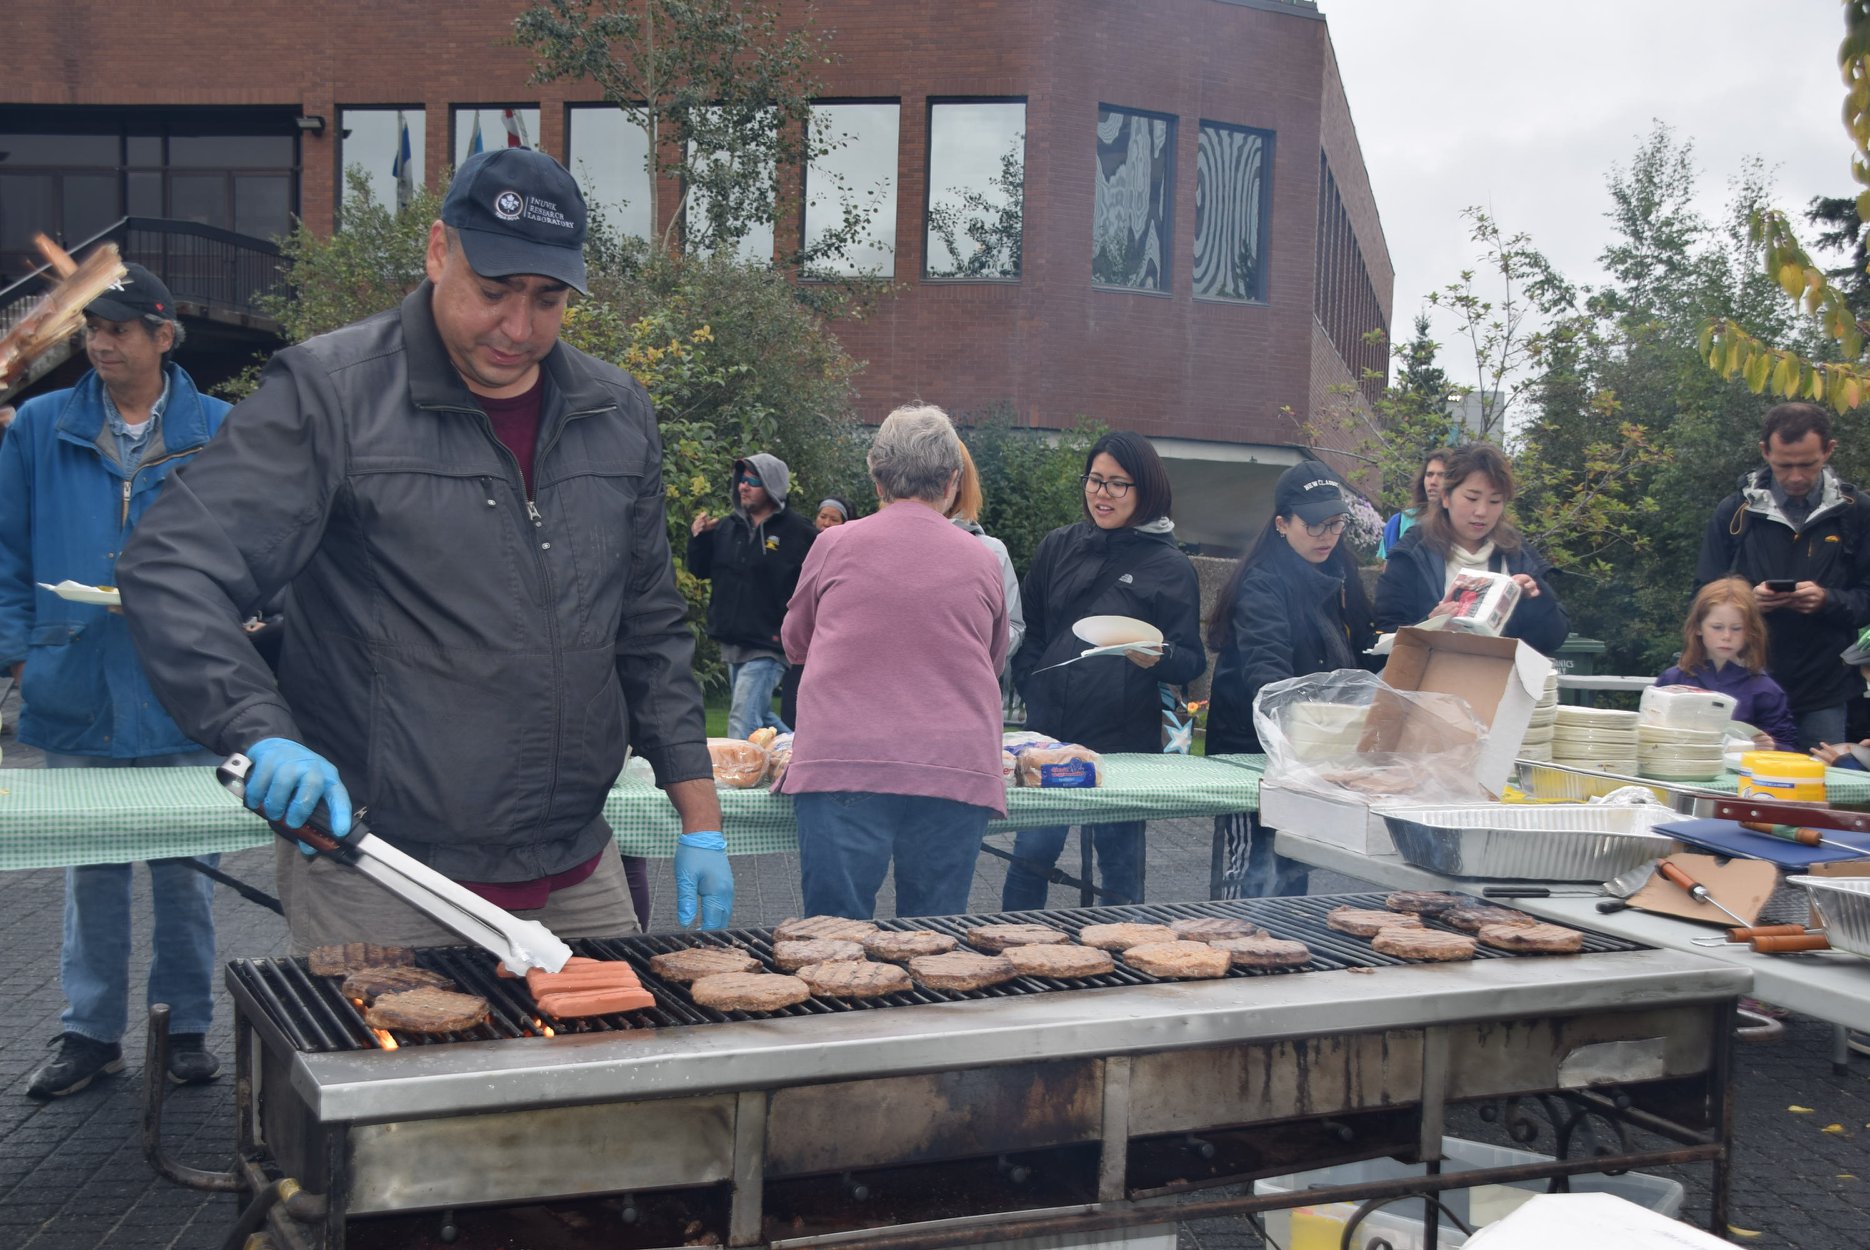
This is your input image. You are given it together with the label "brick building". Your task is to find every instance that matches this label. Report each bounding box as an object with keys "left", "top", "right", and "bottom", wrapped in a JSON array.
[{"left": 2, "top": 0, "right": 1391, "bottom": 548}]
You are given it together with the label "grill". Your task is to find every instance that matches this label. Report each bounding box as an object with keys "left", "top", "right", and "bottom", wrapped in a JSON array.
[{"left": 189, "top": 895, "right": 1746, "bottom": 1250}]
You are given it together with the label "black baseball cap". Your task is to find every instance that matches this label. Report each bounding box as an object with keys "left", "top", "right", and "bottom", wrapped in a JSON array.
[
  {"left": 1274, "top": 460, "right": 1350, "bottom": 524},
  {"left": 86, "top": 262, "right": 177, "bottom": 324},
  {"left": 441, "top": 148, "right": 589, "bottom": 293}
]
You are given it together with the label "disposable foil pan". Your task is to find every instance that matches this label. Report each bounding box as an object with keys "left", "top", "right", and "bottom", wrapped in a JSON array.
[
  {"left": 1785, "top": 875, "right": 1870, "bottom": 959},
  {"left": 1377, "top": 803, "right": 1681, "bottom": 881}
]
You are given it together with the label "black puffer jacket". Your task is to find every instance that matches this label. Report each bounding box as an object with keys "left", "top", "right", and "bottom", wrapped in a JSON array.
[
  {"left": 1374, "top": 528, "right": 1569, "bottom": 656},
  {"left": 1206, "top": 542, "right": 1376, "bottom": 755},
  {"left": 119, "top": 283, "right": 710, "bottom": 883},
  {"left": 1012, "top": 521, "right": 1206, "bottom": 754}
]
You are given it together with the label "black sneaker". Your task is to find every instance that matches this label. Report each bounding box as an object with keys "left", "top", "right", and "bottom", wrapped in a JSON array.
[
  {"left": 25, "top": 1033, "right": 124, "bottom": 1100},
  {"left": 165, "top": 1034, "right": 221, "bottom": 1086}
]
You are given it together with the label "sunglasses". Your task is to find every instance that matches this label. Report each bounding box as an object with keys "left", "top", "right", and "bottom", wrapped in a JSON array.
[{"left": 738, "top": 474, "right": 764, "bottom": 488}]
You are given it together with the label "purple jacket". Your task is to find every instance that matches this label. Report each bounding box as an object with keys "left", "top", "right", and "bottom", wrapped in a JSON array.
[
  {"left": 780, "top": 500, "right": 1010, "bottom": 812},
  {"left": 1655, "top": 663, "right": 1797, "bottom": 752}
]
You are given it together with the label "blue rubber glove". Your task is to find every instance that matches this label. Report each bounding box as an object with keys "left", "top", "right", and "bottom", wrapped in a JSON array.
[
  {"left": 674, "top": 831, "right": 735, "bottom": 929},
  {"left": 245, "top": 737, "right": 353, "bottom": 856}
]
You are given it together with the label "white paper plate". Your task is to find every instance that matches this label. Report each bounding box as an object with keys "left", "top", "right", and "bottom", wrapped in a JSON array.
[
  {"left": 1073, "top": 614, "right": 1164, "bottom": 649},
  {"left": 1555, "top": 706, "right": 1640, "bottom": 728},
  {"left": 37, "top": 580, "right": 120, "bottom": 606},
  {"left": 1637, "top": 725, "right": 1725, "bottom": 745}
]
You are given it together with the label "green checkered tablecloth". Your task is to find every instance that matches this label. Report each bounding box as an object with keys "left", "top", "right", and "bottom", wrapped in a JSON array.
[{"left": 0, "top": 753, "right": 1267, "bottom": 870}]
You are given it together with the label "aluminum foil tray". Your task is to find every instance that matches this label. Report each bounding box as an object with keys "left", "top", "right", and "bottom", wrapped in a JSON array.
[
  {"left": 1786, "top": 875, "right": 1870, "bottom": 959},
  {"left": 1378, "top": 803, "right": 1680, "bottom": 881}
]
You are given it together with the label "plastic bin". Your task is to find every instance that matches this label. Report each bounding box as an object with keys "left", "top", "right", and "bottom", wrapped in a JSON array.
[
  {"left": 1554, "top": 635, "right": 1606, "bottom": 707},
  {"left": 1253, "top": 1136, "right": 1684, "bottom": 1250}
]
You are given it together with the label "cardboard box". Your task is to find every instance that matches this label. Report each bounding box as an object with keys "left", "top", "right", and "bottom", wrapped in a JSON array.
[
  {"left": 1259, "top": 780, "right": 1396, "bottom": 855},
  {"left": 1372, "top": 628, "right": 1552, "bottom": 797}
]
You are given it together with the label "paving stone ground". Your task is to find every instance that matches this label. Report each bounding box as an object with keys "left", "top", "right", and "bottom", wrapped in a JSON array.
[{"left": 2, "top": 687, "right": 1865, "bottom": 1247}]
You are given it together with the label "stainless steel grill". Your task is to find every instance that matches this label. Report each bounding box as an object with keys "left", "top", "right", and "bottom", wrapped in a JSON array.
[{"left": 176, "top": 896, "right": 1744, "bottom": 1250}]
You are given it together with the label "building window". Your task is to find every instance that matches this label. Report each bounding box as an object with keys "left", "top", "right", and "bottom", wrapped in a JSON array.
[
  {"left": 1314, "top": 153, "right": 1388, "bottom": 401},
  {"left": 684, "top": 107, "right": 774, "bottom": 264},
  {"left": 452, "top": 106, "right": 541, "bottom": 165},
  {"left": 1194, "top": 121, "right": 1272, "bottom": 302},
  {"left": 338, "top": 107, "right": 424, "bottom": 216},
  {"left": 566, "top": 105, "right": 653, "bottom": 241},
  {"left": 925, "top": 100, "right": 1024, "bottom": 280},
  {"left": 802, "top": 101, "right": 898, "bottom": 278},
  {"left": 1092, "top": 105, "right": 1174, "bottom": 292}
]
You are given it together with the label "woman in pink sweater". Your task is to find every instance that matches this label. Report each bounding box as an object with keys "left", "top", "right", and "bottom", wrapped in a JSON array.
[{"left": 780, "top": 404, "right": 1011, "bottom": 918}]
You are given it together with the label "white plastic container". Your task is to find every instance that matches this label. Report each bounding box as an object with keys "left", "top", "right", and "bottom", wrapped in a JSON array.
[
  {"left": 1254, "top": 1137, "right": 1684, "bottom": 1250},
  {"left": 1639, "top": 685, "right": 1737, "bottom": 732}
]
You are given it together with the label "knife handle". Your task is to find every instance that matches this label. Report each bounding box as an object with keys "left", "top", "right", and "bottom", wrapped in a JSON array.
[
  {"left": 1656, "top": 860, "right": 1703, "bottom": 896},
  {"left": 1484, "top": 887, "right": 1551, "bottom": 898},
  {"left": 1726, "top": 924, "right": 1810, "bottom": 942},
  {"left": 1751, "top": 934, "right": 1831, "bottom": 953}
]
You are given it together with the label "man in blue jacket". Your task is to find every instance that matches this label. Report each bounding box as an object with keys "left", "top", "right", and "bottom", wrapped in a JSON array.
[{"left": 0, "top": 264, "right": 228, "bottom": 1099}]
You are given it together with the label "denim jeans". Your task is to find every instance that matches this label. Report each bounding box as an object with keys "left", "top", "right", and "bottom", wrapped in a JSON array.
[
  {"left": 1001, "top": 821, "right": 1145, "bottom": 911},
  {"left": 727, "top": 657, "right": 790, "bottom": 740},
  {"left": 46, "top": 750, "right": 222, "bottom": 1043},
  {"left": 1796, "top": 704, "right": 1848, "bottom": 752},
  {"left": 794, "top": 791, "right": 990, "bottom": 919}
]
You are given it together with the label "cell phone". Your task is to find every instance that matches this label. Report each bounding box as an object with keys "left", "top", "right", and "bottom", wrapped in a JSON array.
[{"left": 1764, "top": 579, "right": 1797, "bottom": 593}]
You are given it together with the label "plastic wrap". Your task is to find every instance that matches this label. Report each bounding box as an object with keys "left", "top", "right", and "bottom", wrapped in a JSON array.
[
  {"left": 1016, "top": 743, "right": 1105, "bottom": 788},
  {"left": 764, "top": 732, "right": 794, "bottom": 791},
  {"left": 1439, "top": 570, "right": 1522, "bottom": 637},
  {"left": 1253, "top": 669, "right": 1493, "bottom": 804},
  {"left": 708, "top": 737, "right": 770, "bottom": 788}
]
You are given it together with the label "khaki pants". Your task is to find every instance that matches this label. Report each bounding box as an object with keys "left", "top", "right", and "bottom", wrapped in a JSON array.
[{"left": 276, "top": 840, "right": 641, "bottom": 955}]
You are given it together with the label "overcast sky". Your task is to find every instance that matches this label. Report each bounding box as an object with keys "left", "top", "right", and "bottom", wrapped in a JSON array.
[{"left": 1320, "top": 0, "right": 1850, "bottom": 386}]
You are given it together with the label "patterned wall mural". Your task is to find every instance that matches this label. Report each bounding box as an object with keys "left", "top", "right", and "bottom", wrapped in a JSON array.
[
  {"left": 1092, "top": 106, "right": 1173, "bottom": 291},
  {"left": 1193, "top": 122, "right": 1269, "bottom": 301}
]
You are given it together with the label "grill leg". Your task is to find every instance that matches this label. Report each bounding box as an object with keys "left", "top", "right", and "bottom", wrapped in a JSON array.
[
  {"left": 1079, "top": 829, "right": 1095, "bottom": 908},
  {"left": 1099, "top": 1056, "right": 1132, "bottom": 1202},
  {"left": 730, "top": 1090, "right": 768, "bottom": 1246}
]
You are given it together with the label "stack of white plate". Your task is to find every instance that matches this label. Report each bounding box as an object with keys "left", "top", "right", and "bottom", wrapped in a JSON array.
[
  {"left": 1289, "top": 701, "right": 1369, "bottom": 763},
  {"left": 1519, "top": 673, "right": 1560, "bottom": 761},
  {"left": 1636, "top": 723, "right": 1726, "bottom": 781},
  {"left": 1551, "top": 705, "right": 1640, "bottom": 773}
]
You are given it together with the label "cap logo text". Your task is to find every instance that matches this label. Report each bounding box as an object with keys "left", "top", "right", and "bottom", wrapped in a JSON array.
[{"left": 493, "top": 190, "right": 525, "bottom": 221}]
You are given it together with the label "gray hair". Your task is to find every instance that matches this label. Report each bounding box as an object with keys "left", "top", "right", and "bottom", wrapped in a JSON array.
[{"left": 868, "top": 403, "right": 962, "bottom": 504}]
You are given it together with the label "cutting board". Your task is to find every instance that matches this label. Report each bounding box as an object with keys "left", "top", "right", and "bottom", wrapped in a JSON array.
[
  {"left": 1625, "top": 852, "right": 1778, "bottom": 927},
  {"left": 1657, "top": 818, "right": 1870, "bottom": 868}
]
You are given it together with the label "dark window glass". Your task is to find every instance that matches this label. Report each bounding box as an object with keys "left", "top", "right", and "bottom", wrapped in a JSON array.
[
  {"left": 61, "top": 173, "right": 119, "bottom": 242},
  {"left": 0, "top": 173, "right": 56, "bottom": 281},
  {"left": 169, "top": 134, "right": 294, "bottom": 168},
  {"left": 127, "top": 136, "right": 162, "bottom": 165},
  {"left": 803, "top": 102, "right": 898, "bottom": 278},
  {"left": 234, "top": 174, "right": 292, "bottom": 239},
  {"left": 170, "top": 173, "right": 227, "bottom": 228},
  {"left": 0, "top": 134, "right": 117, "bottom": 166},
  {"left": 1194, "top": 121, "right": 1271, "bottom": 302},
  {"left": 1092, "top": 106, "right": 1174, "bottom": 292},
  {"left": 127, "top": 170, "right": 162, "bottom": 217},
  {"left": 566, "top": 105, "right": 652, "bottom": 240},
  {"left": 925, "top": 101, "right": 1024, "bottom": 280}
]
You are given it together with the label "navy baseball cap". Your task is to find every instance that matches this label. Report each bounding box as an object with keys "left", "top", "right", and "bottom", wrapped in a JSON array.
[
  {"left": 441, "top": 148, "right": 589, "bottom": 293},
  {"left": 1274, "top": 460, "right": 1350, "bottom": 524},
  {"left": 86, "top": 262, "right": 178, "bottom": 324}
]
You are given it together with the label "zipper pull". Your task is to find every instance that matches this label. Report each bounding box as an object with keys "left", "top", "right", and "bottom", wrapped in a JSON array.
[
  {"left": 123, "top": 479, "right": 132, "bottom": 503},
  {"left": 526, "top": 499, "right": 543, "bottom": 526}
]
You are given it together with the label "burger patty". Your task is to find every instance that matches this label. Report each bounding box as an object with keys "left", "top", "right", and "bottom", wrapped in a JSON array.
[
  {"left": 862, "top": 930, "right": 960, "bottom": 962},
  {"left": 771, "top": 938, "right": 867, "bottom": 972},
  {"left": 1168, "top": 917, "right": 1265, "bottom": 941},
  {"left": 1077, "top": 922, "right": 1176, "bottom": 950},
  {"left": 1478, "top": 922, "right": 1584, "bottom": 954},
  {"left": 1208, "top": 935, "right": 1313, "bottom": 968},
  {"left": 907, "top": 952, "right": 1020, "bottom": 991},
  {"left": 307, "top": 942, "right": 417, "bottom": 977},
  {"left": 1383, "top": 891, "right": 1465, "bottom": 915},
  {"left": 647, "top": 946, "right": 761, "bottom": 982},
  {"left": 340, "top": 965, "right": 455, "bottom": 1002},
  {"left": 1123, "top": 940, "right": 1232, "bottom": 979},
  {"left": 1327, "top": 907, "right": 1425, "bottom": 938},
  {"left": 773, "top": 916, "right": 880, "bottom": 943},
  {"left": 363, "top": 987, "right": 490, "bottom": 1034},
  {"left": 1372, "top": 928, "right": 1478, "bottom": 962},
  {"left": 795, "top": 960, "right": 913, "bottom": 999},
  {"left": 966, "top": 923, "right": 1070, "bottom": 953},
  {"left": 690, "top": 972, "right": 812, "bottom": 1012},
  {"left": 1443, "top": 906, "right": 1538, "bottom": 934},
  {"left": 1002, "top": 943, "right": 1116, "bottom": 978}
]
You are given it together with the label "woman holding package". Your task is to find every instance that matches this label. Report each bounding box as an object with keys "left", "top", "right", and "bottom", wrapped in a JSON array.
[
  {"left": 1374, "top": 442, "right": 1569, "bottom": 655},
  {"left": 1002, "top": 432, "right": 1206, "bottom": 910},
  {"left": 780, "top": 404, "right": 1010, "bottom": 919},
  {"left": 1206, "top": 461, "right": 1377, "bottom": 897}
]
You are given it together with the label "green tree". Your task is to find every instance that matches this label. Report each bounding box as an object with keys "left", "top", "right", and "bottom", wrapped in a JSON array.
[
  {"left": 1807, "top": 193, "right": 1870, "bottom": 320},
  {"left": 955, "top": 405, "right": 1104, "bottom": 575}
]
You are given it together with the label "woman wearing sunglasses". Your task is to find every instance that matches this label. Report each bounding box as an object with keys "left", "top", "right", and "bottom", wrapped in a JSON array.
[
  {"left": 1373, "top": 442, "right": 1568, "bottom": 654},
  {"left": 1205, "top": 461, "right": 1377, "bottom": 896},
  {"left": 1003, "top": 432, "right": 1205, "bottom": 910}
]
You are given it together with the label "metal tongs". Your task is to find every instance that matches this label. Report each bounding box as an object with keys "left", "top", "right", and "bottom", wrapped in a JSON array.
[{"left": 217, "top": 753, "right": 572, "bottom": 974}]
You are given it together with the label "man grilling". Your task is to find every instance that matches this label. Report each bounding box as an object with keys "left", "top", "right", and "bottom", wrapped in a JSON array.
[{"left": 119, "top": 148, "right": 734, "bottom": 950}]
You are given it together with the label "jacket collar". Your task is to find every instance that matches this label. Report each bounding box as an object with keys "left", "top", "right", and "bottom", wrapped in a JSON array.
[
  {"left": 399, "top": 281, "right": 615, "bottom": 417},
  {"left": 1741, "top": 465, "right": 1851, "bottom": 531},
  {"left": 56, "top": 363, "right": 215, "bottom": 452},
  {"left": 1269, "top": 537, "right": 1346, "bottom": 600}
]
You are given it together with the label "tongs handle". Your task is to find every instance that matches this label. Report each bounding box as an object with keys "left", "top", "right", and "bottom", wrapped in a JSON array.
[{"left": 216, "top": 754, "right": 356, "bottom": 856}]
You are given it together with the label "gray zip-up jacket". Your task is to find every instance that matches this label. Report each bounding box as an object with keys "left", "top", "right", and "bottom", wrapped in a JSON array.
[{"left": 119, "top": 283, "right": 710, "bottom": 882}]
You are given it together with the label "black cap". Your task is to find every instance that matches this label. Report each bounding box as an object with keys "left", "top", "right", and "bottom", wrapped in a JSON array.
[
  {"left": 441, "top": 148, "right": 589, "bottom": 293},
  {"left": 1274, "top": 460, "right": 1350, "bottom": 524},
  {"left": 86, "top": 262, "right": 177, "bottom": 324}
]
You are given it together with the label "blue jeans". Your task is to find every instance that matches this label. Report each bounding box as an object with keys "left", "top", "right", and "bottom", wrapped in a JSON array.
[
  {"left": 727, "top": 657, "right": 790, "bottom": 740},
  {"left": 1796, "top": 705, "right": 1848, "bottom": 752},
  {"left": 1001, "top": 821, "right": 1145, "bottom": 911},
  {"left": 794, "top": 791, "right": 990, "bottom": 919},
  {"left": 47, "top": 750, "right": 222, "bottom": 1043}
]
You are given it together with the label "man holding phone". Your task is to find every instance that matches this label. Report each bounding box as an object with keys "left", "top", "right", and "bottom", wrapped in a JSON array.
[{"left": 1698, "top": 403, "right": 1870, "bottom": 749}]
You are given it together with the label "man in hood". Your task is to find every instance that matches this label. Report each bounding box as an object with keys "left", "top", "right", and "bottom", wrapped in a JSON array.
[{"left": 688, "top": 453, "right": 818, "bottom": 739}]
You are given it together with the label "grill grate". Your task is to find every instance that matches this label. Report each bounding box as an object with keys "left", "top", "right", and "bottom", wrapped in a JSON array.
[{"left": 228, "top": 893, "right": 1649, "bottom": 1053}]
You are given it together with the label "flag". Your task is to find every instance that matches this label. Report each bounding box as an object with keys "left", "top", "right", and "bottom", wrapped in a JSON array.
[
  {"left": 393, "top": 109, "right": 414, "bottom": 213},
  {"left": 467, "top": 111, "right": 484, "bottom": 158},
  {"left": 502, "top": 108, "right": 530, "bottom": 149}
]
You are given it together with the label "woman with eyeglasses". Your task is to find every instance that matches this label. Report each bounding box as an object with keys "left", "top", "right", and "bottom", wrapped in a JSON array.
[
  {"left": 1205, "top": 461, "right": 1377, "bottom": 896},
  {"left": 1003, "top": 432, "right": 1206, "bottom": 910},
  {"left": 1374, "top": 442, "right": 1568, "bottom": 654}
]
